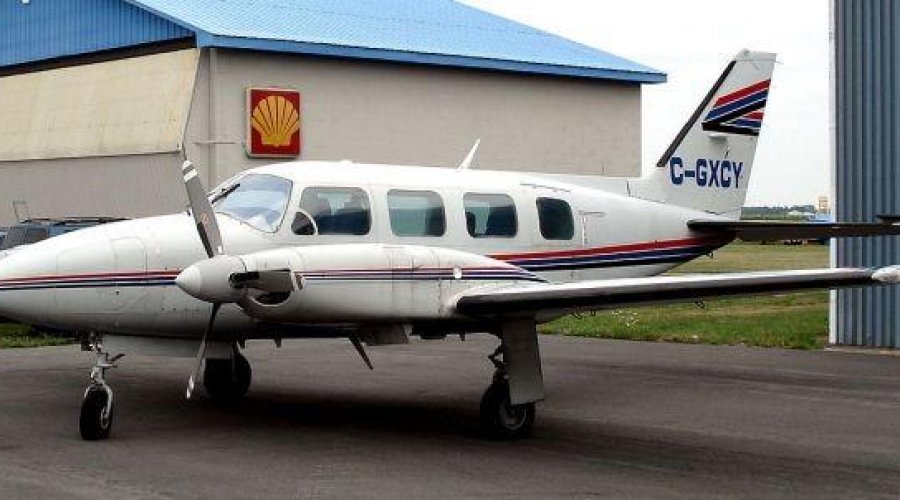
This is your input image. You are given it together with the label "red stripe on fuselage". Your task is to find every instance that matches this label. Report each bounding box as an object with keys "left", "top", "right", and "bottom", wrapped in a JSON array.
[
  {"left": 489, "top": 237, "right": 726, "bottom": 262},
  {"left": 0, "top": 237, "right": 730, "bottom": 285},
  {"left": 0, "top": 270, "right": 180, "bottom": 285}
]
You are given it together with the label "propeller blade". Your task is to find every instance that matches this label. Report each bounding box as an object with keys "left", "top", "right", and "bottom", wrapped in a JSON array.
[
  {"left": 182, "top": 161, "right": 224, "bottom": 258},
  {"left": 186, "top": 302, "right": 221, "bottom": 399},
  {"left": 229, "top": 269, "right": 297, "bottom": 293}
]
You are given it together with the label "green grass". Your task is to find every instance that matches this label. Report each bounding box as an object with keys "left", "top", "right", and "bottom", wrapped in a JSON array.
[
  {"left": 672, "top": 242, "right": 828, "bottom": 274},
  {"left": 0, "top": 323, "right": 74, "bottom": 349},
  {"left": 541, "top": 242, "right": 833, "bottom": 349}
]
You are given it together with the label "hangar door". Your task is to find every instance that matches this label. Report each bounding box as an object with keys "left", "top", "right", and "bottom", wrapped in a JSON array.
[{"left": 0, "top": 49, "right": 198, "bottom": 161}]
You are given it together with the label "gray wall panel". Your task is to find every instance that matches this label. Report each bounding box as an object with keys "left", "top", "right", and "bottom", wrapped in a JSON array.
[
  {"left": 834, "top": 0, "right": 900, "bottom": 346},
  {"left": 196, "top": 49, "right": 642, "bottom": 184}
]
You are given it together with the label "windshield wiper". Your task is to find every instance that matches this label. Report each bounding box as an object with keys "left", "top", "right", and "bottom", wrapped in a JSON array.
[{"left": 210, "top": 183, "right": 240, "bottom": 205}]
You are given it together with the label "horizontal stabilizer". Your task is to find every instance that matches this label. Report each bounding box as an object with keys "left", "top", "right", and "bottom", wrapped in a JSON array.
[{"left": 688, "top": 220, "right": 900, "bottom": 241}]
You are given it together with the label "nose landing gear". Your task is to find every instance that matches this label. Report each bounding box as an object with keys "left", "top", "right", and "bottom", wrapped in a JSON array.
[{"left": 79, "top": 335, "right": 123, "bottom": 441}]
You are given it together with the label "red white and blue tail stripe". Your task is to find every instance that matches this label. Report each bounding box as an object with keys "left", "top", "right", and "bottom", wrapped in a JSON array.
[{"left": 702, "top": 79, "right": 770, "bottom": 136}]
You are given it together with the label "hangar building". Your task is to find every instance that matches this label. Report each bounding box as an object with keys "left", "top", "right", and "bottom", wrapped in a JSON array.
[
  {"left": 833, "top": 0, "right": 900, "bottom": 347},
  {"left": 0, "top": 0, "right": 663, "bottom": 225}
]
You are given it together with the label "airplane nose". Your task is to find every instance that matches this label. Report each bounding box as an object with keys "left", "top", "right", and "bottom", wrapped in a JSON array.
[
  {"left": 0, "top": 246, "right": 57, "bottom": 323},
  {"left": 0, "top": 261, "right": 10, "bottom": 318}
]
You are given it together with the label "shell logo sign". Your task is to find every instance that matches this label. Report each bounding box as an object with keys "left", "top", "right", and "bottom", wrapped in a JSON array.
[{"left": 246, "top": 88, "right": 301, "bottom": 157}]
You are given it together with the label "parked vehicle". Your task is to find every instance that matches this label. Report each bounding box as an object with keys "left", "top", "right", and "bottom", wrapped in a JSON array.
[{"left": 0, "top": 217, "right": 125, "bottom": 251}]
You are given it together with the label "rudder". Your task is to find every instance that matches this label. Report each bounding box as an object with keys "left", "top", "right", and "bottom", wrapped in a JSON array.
[{"left": 630, "top": 50, "right": 776, "bottom": 219}]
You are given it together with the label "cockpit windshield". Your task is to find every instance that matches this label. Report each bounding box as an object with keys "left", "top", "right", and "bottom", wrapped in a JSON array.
[{"left": 212, "top": 174, "right": 292, "bottom": 232}]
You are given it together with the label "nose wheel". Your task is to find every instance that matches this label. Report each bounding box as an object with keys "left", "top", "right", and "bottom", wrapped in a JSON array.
[
  {"left": 79, "top": 336, "right": 123, "bottom": 441},
  {"left": 480, "top": 344, "right": 535, "bottom": 440}
]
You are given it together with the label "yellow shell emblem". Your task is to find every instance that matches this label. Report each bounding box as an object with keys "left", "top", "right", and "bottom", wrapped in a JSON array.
[{"left": 250, "top": 95, "right": 300, "bottom": 147}]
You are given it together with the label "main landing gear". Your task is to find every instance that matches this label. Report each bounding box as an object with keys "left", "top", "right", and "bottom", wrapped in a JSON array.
[
  {"left": 479, "top": 344, "right": 536, "bottom": 440},
  {"left": 79, "top": 336, "right": 123, "bottom": 441},
  {"left": 203, "top": 348, "right": 252, "bottom": 403}
]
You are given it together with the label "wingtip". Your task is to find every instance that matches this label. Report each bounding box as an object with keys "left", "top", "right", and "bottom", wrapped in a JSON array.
[{"left": 873, "top": 265, "right": 900, "bottom": 284}]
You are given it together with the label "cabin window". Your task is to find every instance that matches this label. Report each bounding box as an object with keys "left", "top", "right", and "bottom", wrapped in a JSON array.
[
  {"left": 212, "top": 173, "right": 292, "bottom": 233},
  {"left": 291, "top": 210, "right": 316, "bottom": 236},
  {"left": 464, "top": 193, "right": 517, "bottom": 238},
  {"left": 537, "top": 197, "right": 575, "bottom": 240},
  {"left": 299, "top": 187, "right": 371, "bottom": 236},
  {"left": 387, "top": 190, "right": 446, "bottom": 237}
]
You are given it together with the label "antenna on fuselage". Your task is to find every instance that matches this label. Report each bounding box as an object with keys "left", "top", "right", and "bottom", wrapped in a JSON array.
[{"left": 457, "top": 138, "right": 481, "bottom": 170}]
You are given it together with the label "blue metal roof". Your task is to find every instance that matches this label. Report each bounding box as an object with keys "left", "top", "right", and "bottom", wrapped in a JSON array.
[
  {"left": 126, "top": 0, "right": 665, "bottom": 83},
  {"left": 0, "top": 0, "right": 191, "bottom": 68}
]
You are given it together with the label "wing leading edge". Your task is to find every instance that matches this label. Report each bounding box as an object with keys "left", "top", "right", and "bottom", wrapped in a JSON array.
[{"left": 455, "top": 268, "right": 880, "bottom": 317}]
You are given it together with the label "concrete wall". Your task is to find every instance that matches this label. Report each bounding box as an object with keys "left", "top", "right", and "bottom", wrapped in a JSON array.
[
  {"left": 0, "top": 153, "right": 186, "bottom": 223},
  {"left": 187, "top": 49, "right": 642, "bottom": 184}
]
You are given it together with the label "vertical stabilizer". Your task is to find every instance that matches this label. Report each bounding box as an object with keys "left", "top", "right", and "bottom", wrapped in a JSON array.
[{"left": 630, "top": 50, "right": 776, "bottom": 219}]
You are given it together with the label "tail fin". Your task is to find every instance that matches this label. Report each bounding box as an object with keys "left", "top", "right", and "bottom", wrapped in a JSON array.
[{"left": 630, "top": 50, "right": 776, "bottom": 219}]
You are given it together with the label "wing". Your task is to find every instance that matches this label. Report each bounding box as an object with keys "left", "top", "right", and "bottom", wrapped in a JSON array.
[
  {"left": 688, "top": 219, "right": 900, "bottom": 241},
  {"left": 454, "top": 268, "right": 881, "bottom": 317}
]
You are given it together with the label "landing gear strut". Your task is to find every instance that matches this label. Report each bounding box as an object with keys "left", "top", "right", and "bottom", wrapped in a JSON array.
[
  {"left": 479, "top": 344, "right": 535, "bottom": 440},
  {"left": 203, "top": 348, "right": 252, "bottom": 403},
  {"left": 79, "top": 335, "right": 123, "bottom": 441}
]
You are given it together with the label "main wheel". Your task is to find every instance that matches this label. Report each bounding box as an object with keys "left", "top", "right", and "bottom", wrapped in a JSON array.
[
  {"left": 203, "top": 352, "right": 251, "bottom": 403},
  {"left": 79, "top": 386, "right": 113, "bottom": 441},
  {"left": 479, "top": 380, "right": 535, "bottom": 440}
]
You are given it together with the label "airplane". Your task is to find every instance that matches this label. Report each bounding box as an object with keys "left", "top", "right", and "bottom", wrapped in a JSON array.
[{"left": 1, "top": 49, "right": 899, "bottom": 441}]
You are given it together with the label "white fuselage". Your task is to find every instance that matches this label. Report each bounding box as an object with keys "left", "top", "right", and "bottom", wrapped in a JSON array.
[{"left": 0, "top": 161, "right": 730, "bottom": 339}]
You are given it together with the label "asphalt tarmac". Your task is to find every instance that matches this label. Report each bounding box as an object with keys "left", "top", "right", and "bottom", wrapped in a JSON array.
[{"left": 1, "top": 335, "right": 900, "bottom": 499}]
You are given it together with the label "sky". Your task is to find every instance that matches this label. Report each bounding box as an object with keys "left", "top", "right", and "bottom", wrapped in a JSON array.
[{"left": 461, "top": 0, "right": 831, "bottom": 206}]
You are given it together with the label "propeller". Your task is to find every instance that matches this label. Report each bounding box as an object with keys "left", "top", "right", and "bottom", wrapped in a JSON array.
[
  {"left": 181, "top": 161, "right": 225, "bottom": 399},
  {"left": 187, "top": 302, "right": 220, "bottom": 399},
  {"left": 178, "top": 161, "right": 298, "bottom": 398}
]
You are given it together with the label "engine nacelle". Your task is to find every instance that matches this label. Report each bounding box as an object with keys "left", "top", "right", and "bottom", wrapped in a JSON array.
[{"left": 236, "top": 243, "right": 538, "bottom": 323}]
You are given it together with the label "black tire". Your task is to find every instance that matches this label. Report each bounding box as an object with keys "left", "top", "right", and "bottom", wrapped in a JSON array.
[
  {"left": 79, "top": 387, "right": 113, "bottom": 441},
  {"left": 203, "top": 352, "right": 251, "bottom": 402},
  {"left": 479, "top": 380, "right": 535, "bottom": 440}
]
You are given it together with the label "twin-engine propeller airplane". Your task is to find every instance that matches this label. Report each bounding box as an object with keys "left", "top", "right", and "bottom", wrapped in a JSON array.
[{"left": 1, "top": 50, "right": 900, "bottom": 441}]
